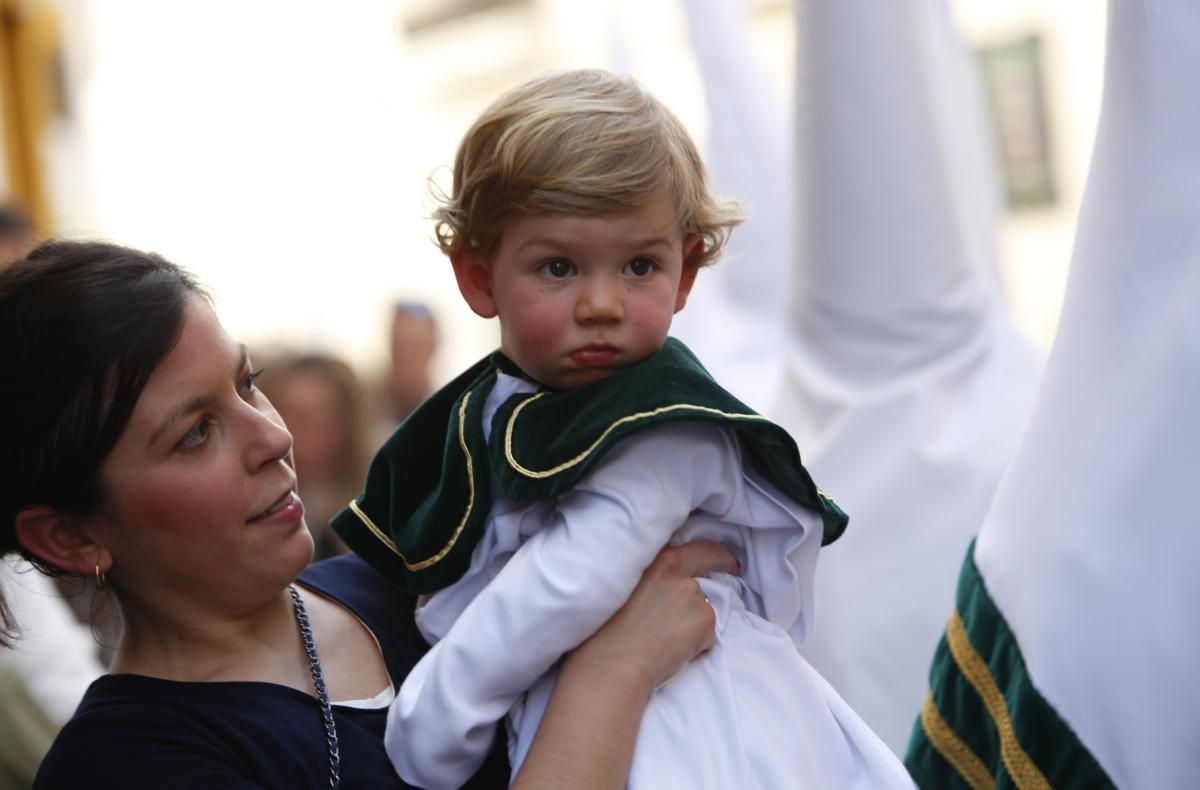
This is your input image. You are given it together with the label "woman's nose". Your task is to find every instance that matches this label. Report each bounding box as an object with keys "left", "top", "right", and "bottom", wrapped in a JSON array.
[{"left": 246, "top": 400, "right": 295, "bottom": 469}]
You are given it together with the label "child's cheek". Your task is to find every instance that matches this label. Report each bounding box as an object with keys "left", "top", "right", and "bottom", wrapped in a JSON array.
[
  {"left": 628, "top": 296, "right": 673, "bottom": 340},
  {"left": 522, "top": 301, "right": 570, "bottom": 346}
]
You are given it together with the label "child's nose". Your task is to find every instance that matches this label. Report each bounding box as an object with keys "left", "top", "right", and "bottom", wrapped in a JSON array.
[{"left": 575, "top": 278, "right": 624, "bottom": 324}]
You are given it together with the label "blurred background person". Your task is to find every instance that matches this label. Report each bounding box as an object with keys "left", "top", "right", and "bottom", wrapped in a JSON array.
[
  {"left": 256, "top": 352, "right": 370, "bottom": 561},
  {"left": 385, "top": 301, "right": 438, "bottom": 423},
  {"left": 370, "top": 300, "right": 440, "bottom": 448},
  {"left": 0, "top": 204, "right": 37, "bottom": 269}
]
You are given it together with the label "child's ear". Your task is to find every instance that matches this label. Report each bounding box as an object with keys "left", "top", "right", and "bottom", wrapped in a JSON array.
[
  {"left": 674, "top": 235, "right": 704, "bottom": 313},
  {"left": 14, "top": 505, "right": 111, "bottom": 579},
  {"left": 450, "top": 248, "right": 498, "bottom": 319}
]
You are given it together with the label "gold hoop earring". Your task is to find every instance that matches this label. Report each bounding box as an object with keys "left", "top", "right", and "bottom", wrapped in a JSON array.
[{"left": 95, "top": 562, "right": 107, "bottom": 592}]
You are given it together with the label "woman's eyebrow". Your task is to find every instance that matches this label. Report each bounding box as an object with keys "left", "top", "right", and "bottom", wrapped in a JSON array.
[
  {"left": 146, "top": 345, "right": 250, "bottom": 448},
  {"left": 148, "top": 395, "right": 209, "bottom": 449}
]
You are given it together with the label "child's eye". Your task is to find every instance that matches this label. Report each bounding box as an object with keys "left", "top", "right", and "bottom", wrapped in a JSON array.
[
  {"left": 539, "top": 260, "right": 576, "bottom": 279},
  {"left": 177, "top": 417, "right": 212, "bottom": 451},
  {"left": 623, "top": 258, "right": 656, "bottom": 277}
]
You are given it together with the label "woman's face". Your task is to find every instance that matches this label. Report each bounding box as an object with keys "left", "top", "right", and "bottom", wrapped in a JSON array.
[{"left": 93, "top": 298, "right": 313, "bottom": 616}]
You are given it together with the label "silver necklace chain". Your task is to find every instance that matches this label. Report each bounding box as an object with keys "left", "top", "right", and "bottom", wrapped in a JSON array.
[{"left": 289, "top": 585, "right": 341, "bottom": 789}]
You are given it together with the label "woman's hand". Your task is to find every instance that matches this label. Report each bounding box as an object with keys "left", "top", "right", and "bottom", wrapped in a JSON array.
[
  {"left": 513, "top": 541, "right": 739, "bottom": 790},
  {"left": 571, "top": 540, "right": 737, "bottom": 689}
]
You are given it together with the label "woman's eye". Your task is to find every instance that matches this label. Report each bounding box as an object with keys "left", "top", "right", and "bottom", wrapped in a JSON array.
[
  {"left": 623, "top": 258, "right": 655, "bottom": 277},
  {"left": 177, "top": 418, "right": 212, "bottom": 451},
  {"left": 241, "top": 368, "right": 263, "bottom": 398},
  {"left": 539, "top": 260, "right": 575, "bottom": 279}
]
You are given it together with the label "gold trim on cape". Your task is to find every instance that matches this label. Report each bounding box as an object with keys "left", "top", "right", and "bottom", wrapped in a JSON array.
[
  {"left": 346, "top": 392, "right": 478, "bottom": 571},
  {"left": 503, "top": 394, "right": 772, "bottom": 479}
]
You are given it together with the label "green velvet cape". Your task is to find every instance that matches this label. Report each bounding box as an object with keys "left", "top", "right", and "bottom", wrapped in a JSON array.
[{"left": 332, "top": 338, "right": 847, "bottom": 594}]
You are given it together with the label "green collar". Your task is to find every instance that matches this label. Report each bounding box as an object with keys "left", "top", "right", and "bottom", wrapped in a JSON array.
[{"left": 333, "top": 339, "right": 847, "bottom": 593}]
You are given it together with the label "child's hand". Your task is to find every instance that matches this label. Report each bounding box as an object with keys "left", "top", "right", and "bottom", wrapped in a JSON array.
[{"left": 570, "top": 540, "right": 740, "bottom": 691}]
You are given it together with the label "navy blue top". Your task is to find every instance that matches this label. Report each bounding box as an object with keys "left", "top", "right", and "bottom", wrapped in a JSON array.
[{"left": 33, "top": 555, "right": 509, "bottom": 789}]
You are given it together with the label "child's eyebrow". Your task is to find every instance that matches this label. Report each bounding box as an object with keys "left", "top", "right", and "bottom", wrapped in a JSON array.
[
  {"left": 517, "top": 235, "right": 676, "bottom": 253},
  {"left": 626, "top": 235, "right": 675, "bottom": 249},
  {"left": 516, "top": 238, "right": 568, "bottom": 253}
]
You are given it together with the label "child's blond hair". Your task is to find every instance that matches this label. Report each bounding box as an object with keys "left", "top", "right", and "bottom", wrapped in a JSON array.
[{"left": 432, "top": 69, "right": 742, "bottom": 266}]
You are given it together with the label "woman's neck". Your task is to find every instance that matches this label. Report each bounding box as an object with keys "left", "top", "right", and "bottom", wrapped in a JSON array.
[{"left": 109, "top": 588, "right": 310, "bottom": 689}]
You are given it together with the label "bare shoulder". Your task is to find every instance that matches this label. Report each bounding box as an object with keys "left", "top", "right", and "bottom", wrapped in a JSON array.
[{"left": 297, "top": 585, "right": 393, "bottom": 701}]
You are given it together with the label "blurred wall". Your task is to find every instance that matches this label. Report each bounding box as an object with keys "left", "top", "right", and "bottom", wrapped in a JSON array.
[{"left": 3, "top": 0, "right": 1104, "bottom": 380}]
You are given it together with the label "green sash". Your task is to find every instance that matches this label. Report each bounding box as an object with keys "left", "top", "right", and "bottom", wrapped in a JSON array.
[
  {"left": 333, "top": 338, "right": 846, "bottom": 593},
  {"left": 906, "top": 542, "right": 1115, "bottom": 789}
]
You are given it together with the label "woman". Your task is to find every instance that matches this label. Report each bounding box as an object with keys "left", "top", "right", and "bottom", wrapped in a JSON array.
[{"left": 0, "top": 240, "right": 736, "bottom": 788}]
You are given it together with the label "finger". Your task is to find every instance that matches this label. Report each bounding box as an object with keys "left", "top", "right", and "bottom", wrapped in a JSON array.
[{"left": 665, "top": 540, "right": 740, "bottom": 578}]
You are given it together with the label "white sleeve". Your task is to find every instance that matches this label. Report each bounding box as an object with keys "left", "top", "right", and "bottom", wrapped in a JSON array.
[{"left": 384, "top": 422, "right": 741, "bottom": 790}]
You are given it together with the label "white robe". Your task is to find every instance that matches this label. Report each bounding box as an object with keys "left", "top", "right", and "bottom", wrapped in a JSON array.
[
  {"left": 776, "top": 0, "right": 1043, "bottom": 753},
  {"left": 384, "top": 371, "right": 911, "bottom": 789},
  {"left": 968, "top": 1, "right": 1200, "bottom": 785}
]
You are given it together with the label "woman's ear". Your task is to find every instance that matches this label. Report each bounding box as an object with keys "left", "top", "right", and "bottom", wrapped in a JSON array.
[
  {"left": 450, "top": 249, "right": 498, "bottom": 319},
  {"left": 14, "top": 506, "right": 109, "bottom": 578}
]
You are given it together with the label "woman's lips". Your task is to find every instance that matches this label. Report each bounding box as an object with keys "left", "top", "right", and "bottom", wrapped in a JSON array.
[
  {"left": 249, "top": 490, "right": 304, "bottom": 525},
  {"left": 570, "top": 345, "right": 619, "bottom": 366}
]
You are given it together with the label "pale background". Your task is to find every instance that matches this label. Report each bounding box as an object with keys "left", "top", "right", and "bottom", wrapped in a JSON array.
[{"left": 2, "top": 0, "right": 1106, "bottom": 386}]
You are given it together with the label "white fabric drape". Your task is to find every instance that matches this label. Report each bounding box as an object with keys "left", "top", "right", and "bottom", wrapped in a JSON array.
[
  {"left": 974, "top": 1, "right": 1200, "bottom": 785},
  {"left": 668, "top": 0, "right": 792, "bottom": 413},
  {"left": 775, "top": 0, "right": 1043, "bottom": 752}
]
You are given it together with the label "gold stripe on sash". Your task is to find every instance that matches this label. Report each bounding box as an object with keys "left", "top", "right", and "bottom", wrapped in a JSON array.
[
  {"left": 503, "top": 394, "right": 771, "bottom": 479},
  {"left": 920, "top": 688, "right": 993, "bottom": 790},
  {"left": 946, "top": 611, "right": 1052, "bottom": 790},
  {"left": 346, "top": 392, "right": 478, "bottom": 571}
]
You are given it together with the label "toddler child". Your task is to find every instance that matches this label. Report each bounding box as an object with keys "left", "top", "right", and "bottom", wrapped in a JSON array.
[{"left": 334, "top": 69, "right": 912, "bottom": 789}]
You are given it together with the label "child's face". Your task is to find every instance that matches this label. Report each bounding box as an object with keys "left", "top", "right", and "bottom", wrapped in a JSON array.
[{"left": 452, "top": 188, "right": 701, "bottom": 390}]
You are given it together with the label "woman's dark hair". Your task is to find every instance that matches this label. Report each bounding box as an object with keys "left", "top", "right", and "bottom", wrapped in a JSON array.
[{"left": 0, "top": 240, "right": 206, "bottom": 645}]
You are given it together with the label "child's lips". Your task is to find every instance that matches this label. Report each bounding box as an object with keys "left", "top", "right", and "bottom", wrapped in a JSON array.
[{"left": 570, "top": 345, "right": 619, "bottom": 366}]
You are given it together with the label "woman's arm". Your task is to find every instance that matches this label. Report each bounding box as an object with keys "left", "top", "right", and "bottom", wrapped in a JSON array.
[{"left": 512, "top": 540, "right": 739, "bottom": 790}]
